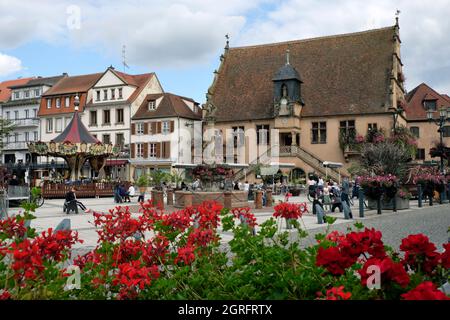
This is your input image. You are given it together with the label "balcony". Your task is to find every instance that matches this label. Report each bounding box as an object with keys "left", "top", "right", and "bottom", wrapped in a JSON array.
[
  {"left": 3, "top": 142, "right": 29, "bottom": 150},
  {"left": 11, "top": 118, "right": 40, "bottom": 127}
]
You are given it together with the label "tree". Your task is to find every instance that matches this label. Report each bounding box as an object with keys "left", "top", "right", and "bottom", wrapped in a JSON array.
[{"left": 0, "top": 118, "right": 15, "bottom": 155}]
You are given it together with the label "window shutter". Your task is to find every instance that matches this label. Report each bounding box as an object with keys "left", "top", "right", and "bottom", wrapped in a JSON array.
[
  {"left": 156, "top": 143, "right": 161, "bottom": 158},
  {"left": 151, "top": 122, "right": 156, "bottom": 135},
  {"left": 143, "top": 143, "right": 148, "bottom": 159},
  {"left": 157, "top": 122, "right": 162, "bottom": 134},
  {"left": 170, "top": 121, "right": 175, "bottom": 133},
  {"left": 131, "top": 143, "right": 135, "bottom": 158},
  {"left": 164, "top": 141, "right": 171, "bottom": 158},
  {"left": 144, "top": 122, "right": 149, "bottom": 135},
  {"left": 131, "top": 123, "right": 136, "bottom": 135}
]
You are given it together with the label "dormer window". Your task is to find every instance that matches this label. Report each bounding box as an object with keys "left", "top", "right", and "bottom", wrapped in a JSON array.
[
  {"left": 56, "top": 98, "right": 61, "bottom": 108},
  {"left": 424, "top": 100, "right": 437, "bottom": 111},
  {"left": 65, "top": 96, "right": 70, "bottom": 107},
  {"left": 24, "top": 90, "right": 30, "bottom": 98},
  {"left": 118, "top": 88, "right": 123, "bottom": 99},
  {"left": 103, "top": 90, "right": 108, "bottom": 101},
  {"left": 96, "top": 90, "right": 101, "bottom": 101},
  {"left": 47, "top": 98, "right": 52, "bottom": 108},
  {"left": 34, "top": 89, "right": 40, "bottom": 97},
  {"left": 14, "top": 91, "right": 20, "bottom": 100},
  {"left": 111, "top": 88, "right": 116, "bottom": 100},
  {"left": 148, "top": 100, "right": 156, "bottom": 110}
]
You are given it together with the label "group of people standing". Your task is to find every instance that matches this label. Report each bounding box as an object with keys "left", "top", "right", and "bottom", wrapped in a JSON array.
[
  {"left": 114, "top": 183, "right": 135, "bottom": 203},
  {"left": 308, "top": 176, "right": 355, "bottom": 218}
]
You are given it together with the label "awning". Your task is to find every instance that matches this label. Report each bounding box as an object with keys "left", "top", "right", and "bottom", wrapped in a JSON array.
[{"left": 105, "top": 159, "right": 129, "bottom": 166}]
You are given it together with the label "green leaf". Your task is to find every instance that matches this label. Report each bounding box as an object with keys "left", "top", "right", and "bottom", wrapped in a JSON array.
[
  {"left": 354, "top": 222, "right": 364, "bottom": 230},
  {"left": 324, "top": 216, "right": 337, "bottom": 225}
]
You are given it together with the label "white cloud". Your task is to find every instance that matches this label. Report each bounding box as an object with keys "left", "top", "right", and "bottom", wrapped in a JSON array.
[
  {"left": 236, "top": 0, "right": 450, "bottom": 94},
  {"left": 0, "top": 0, "right": 449, "bottom": 93},
  {"left": 0, "top": 53, "right": 22, "bottom": 76}
]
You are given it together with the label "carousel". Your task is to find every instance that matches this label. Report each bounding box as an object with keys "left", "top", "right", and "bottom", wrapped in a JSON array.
[{"left": 28, "top": 99, "right": 120, "bottom": 183}]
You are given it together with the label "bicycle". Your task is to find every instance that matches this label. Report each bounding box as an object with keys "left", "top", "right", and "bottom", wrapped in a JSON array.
[{"left": 30, "top": 186, "right": 44, "bottom": 208}]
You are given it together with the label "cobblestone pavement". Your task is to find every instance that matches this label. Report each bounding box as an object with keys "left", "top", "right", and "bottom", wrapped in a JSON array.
[{"left": 6, "top": 194, "right": 450, "bottom": 255}]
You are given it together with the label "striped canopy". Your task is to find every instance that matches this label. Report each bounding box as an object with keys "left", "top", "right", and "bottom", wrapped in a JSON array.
[{"left": 53, "top": 111, "right": 99, "bottom": 144}]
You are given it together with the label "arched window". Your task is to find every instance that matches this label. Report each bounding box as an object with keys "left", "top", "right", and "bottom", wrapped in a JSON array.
[{"left": 281, "top": 84, "right": 288, "bottom": 98}]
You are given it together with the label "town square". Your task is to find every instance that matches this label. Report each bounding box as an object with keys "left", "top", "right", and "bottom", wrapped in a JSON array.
[{"left": 0, "top": 0, "right": 449, "bottom": 305}]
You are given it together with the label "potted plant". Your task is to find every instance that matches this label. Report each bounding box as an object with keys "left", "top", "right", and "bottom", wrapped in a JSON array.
[{"left": 136, "top": 174, "right": 149, "bottom": 193}]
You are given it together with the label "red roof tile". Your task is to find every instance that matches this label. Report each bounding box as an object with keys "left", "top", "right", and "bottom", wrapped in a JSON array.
[
  {"left": 132, "top": 93, "right": 201, "bottom": 120},
  {"left": 209, "top": 26, "right": 397, "bottom": 121},
  {"left": 405, "top": 83, "right": 450, "bottom": 121},
  {"left": 0, "top": 77, "right": 35, "bottom": 102}
]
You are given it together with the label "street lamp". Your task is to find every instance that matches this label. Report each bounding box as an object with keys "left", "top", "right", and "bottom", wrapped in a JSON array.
[
  {"left": 389, "top": 105, "right": 404, "bottom": 131},
  {"left": 427, "top": 107, "right": 449, "bottom": 202}
]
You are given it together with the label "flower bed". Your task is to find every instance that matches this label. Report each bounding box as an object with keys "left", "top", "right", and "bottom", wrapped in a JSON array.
[{"left": 0, "top": 201, "right": 448, "bottom": 300}]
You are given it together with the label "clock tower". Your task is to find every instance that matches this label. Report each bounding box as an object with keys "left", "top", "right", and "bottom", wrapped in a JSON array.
[{"left": 273, "top": 49, "right": 304, "bottom": 117}]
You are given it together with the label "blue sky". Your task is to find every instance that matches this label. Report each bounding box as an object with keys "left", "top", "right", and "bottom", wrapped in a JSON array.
[{"left": 1, "top": 0, "right": 450, "bottom": 104}]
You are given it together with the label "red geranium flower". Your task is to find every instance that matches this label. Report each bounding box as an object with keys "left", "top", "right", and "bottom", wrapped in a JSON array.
[
  {"left": 400, "top": 234, "right": 440, "bottom": 273},
  {"left": 401, "top": 282, "right": 449, "bottom": 300},
  {"left": 273, "top": 202, "right": 307, "bottom": 220},
  {"left": 0, "top": 290, "right": 11, "bottom": 300},
  {"left": 325, "top": 286, "right": 352, "bottom": 300},
  {"left": 440, "top": 243, "right": 450, "bottom": 269},
  {"left": 359, "top": 256, "right": 410, "bottom": 288},
  {"left": 316, "top": 246, "right": 357, "bottom": 276},
  {"left": 231, "top": 207, "right": 258, "bottom": 228},
  {"left": 174, "top": 245, "right": 196, "bottom": 265}
]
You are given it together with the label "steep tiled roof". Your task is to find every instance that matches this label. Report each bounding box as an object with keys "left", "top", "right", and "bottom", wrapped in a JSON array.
[
  {"left": 85, "top": 72, "right": 156, "bottom": 106},
  {"left": 209, "top": 26, "right": 397, "bottom": 122},
  {"left": 0, "top": 78, "right": 35, "bottom": 102},
  {"left": 405, "top": 83, "right": 450, "bottom": 121},
  {"left": 132, "top": 93, "right": 201, "bottom": 120},
  {"left": 43, "top": 73, "right": 103, "bottom": 96},
  {"left": 38, "top": 73, "right": 102, "bottom": 116}
]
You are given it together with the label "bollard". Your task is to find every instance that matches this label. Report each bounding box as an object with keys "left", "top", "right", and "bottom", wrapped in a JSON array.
[
  {"left": 152, "top": 190, "right": 165, "bottom": 209},
  {"left": 167, "top": 189, "right": 174, "bottom": 206},
  {"left": 255, "top": 191, "right": 263, "bottom": 209},
  {"left": 265, "top": 189, "right": 273, "bottom": 207},
  {"left": 377, "top": 197, "right": 382, "bottom": 215},
  {"left": 184, "top": 193, "right": 193, "bottom": 208},
  {"left": 316, "top": 204, "right": 325, "bottom": 224},
  {"left": 359, "top": 189, "right": 365, "bottom": 218},
  {"left": 223, "top": 191, "right": 232, "bottom": 210},
  {"left": 418, "top": 184, "right": 422, "bottom": 208},
  {"left": 342, "top": 201, "right": 351, "bottom": 219},
  {"left": 392, "top": 196, "right": 397, "bottom": 213}
]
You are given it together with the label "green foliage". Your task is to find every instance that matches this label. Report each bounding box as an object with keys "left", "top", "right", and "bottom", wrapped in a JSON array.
[
  {"left": 0, "top": 118, "right": 15, "bottom": 153},
  {"left": 149, "top": 170, "right": 170, "bottom": 189},
  {"left": 135, "top": 174, "right": 149, "bottom": 187}
]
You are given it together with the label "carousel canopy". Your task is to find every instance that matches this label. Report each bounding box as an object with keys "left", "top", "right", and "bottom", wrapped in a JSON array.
[{"left": 53, "top": 111, "right": 99, "bottom": 144}]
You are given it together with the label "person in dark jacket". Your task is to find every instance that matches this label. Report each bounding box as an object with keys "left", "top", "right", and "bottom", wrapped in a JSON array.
[{"left": 65, "top": 187, "right": 90, "bottom": 213}]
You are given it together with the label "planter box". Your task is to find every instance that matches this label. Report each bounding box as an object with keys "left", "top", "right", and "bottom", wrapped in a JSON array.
[{"left": 368, "top": 196, "right": 410, "bottom": 210}]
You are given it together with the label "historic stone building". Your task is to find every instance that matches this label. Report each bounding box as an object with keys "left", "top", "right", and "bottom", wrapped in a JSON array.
[
  {"left": 204, "top": 22, "right": 407, "bottom": 181},
  {"left": 405, "top": 83, "right": 450, "bottom": 163}
]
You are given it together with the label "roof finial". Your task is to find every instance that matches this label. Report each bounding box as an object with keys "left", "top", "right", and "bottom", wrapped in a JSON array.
[
  {"left": 286, "top": 49, "right": 290, "bottom": 65},
  {"left": 225, "top": 34, "right": 230, "bottom": 50},
  {"left": 395, "top": 9, "right": 400, "bottom": 26},
  {"left": 74, "top": 94, "right": 80, "bottom": 112}
]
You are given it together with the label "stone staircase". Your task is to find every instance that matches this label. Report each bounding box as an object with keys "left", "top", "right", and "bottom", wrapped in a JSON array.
[
  {"left": 233, "top": 145, "right": 341, "bottom": 182},
  {"left": 286, "top": 146, "right": 341, "bottom": 182}
]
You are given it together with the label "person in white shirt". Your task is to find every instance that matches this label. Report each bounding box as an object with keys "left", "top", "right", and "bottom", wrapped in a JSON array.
[
  {"left": 128, "top": 184, "right": 136, "bottom": 197},
  {"left": 243, "top": 181, "right": 250, "bottom": 192},
  {"left": 318, "top": 177, "right": 324, "bottom": 187}
]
